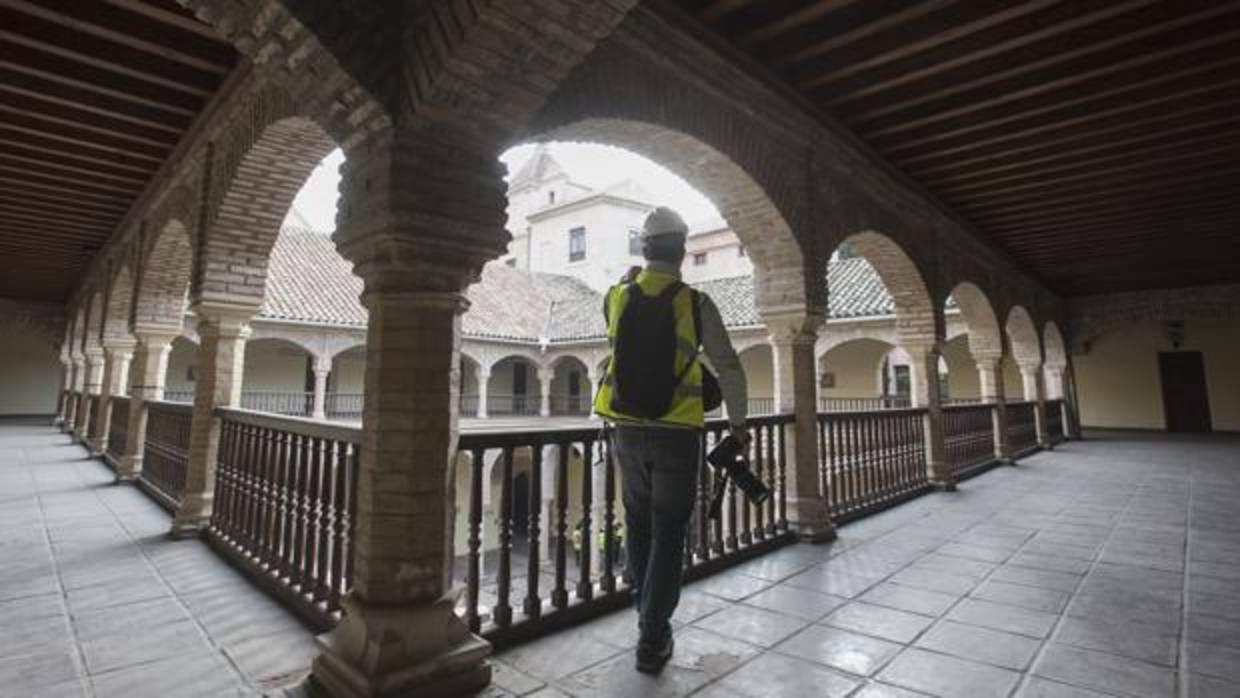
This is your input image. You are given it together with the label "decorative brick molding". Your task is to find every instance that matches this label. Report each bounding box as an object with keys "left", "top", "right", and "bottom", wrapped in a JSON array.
[
  {"left": 1006, "top": 305, "right": 1043, "bottom": 366},
  {"left": 1068, "top": 284, "right": 1240, "bottom": 354}
]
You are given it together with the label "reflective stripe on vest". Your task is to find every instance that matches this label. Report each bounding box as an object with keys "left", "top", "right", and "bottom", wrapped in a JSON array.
[{"left": 593, "top": 269, "right": 705, "bottom": 427}]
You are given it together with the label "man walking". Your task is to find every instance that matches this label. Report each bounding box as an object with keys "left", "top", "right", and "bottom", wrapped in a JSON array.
[{"left": 594, "top": 206, "right": 749, "bottom": 674}]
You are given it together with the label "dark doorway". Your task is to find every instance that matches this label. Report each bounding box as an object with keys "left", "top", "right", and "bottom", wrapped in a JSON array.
[{"left": 1158, "top": 352, "right": 1212, "bottom": 433}]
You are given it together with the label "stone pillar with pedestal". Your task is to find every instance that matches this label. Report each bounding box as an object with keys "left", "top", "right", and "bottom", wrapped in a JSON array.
[
  {"left": 1019, "top": 361, "right": 1050, "bottom": 449},
  {"left": 538, "top": 367, "right": 553, "bottom": 417},
  {"left": 171, "top": 304, "right": 252, "bottom": 536},
  {"left": 75, "top": 347, "right": 104, "bottom": 442},
  {"left": 89, "top": 339, "right": 135, "bottom": 455},
  {"left": 118, "top": 328, "right": 177, "bottom": 481},
  {"left": 975, "top": 355, "right": 1012, "bottom": 463},
  {"left": 55, "top": 357, "right": 71, "bottom": 425},
  {"left": 1044, "top": 362, "right": 1070, "bottom": 441},
  {"left": 1064, "top": 361, "right": 1084, "bottom": 440},
  {"left": 476, "top": 366, "right": 491, "bottom": 419},
  {"left": 65, "top": 353, "right": 84, "bottom": 433},
  {"left": 312, "top": 355, "right": 331, "bottom": 420},
  {"left": 906, "top": 344, "right": 953, "bottom": 490},
  {"left": 766, "top": 312, "right": 835, "bottom": 542}
]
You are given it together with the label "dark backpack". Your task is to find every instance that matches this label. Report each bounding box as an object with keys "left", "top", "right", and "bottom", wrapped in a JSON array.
[{"left": 605, "top": 281, "right": 721, "bottom": 419}]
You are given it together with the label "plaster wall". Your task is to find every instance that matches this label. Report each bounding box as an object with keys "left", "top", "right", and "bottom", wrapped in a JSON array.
[
  {"left": 164, "top": 337, "right": 197, "bottom": 395},
  {"left": 941, "top": 335, "right": 981, "bottom": 399},
  {"left": 1074, "top": 319, "right": 1240, "bottom": 431},
  {"left": 0, "top": 328, "right": 60, "bottom": 415},
  {"left": 526, "top": 199, "right": 650, "bottom": 293},
  {"left": 241, "top": 340, "right": 308, "bottom": 393},
  {"left": 739, "top": 344, "right": 774, "bottom": 400},
  {"left": 820, "top": 339, "right": 889, "bottom": 398}
]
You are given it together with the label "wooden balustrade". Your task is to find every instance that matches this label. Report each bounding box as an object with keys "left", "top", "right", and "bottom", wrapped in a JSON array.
[
  {"left": 747, "top": 397, "right": 775, "bottom": 415},
  {"left": 817, "top": 408, "right": 929, "bottom": 521},
  {"left": 1007, "top": 401, "right": 1039, "bottom": 455},
  {"left": 240, "top": 391, "right": 313, "bottom": 417},
  {"left": 458, "top": 415, "right": 794, "bottom": 647},
  {"left": 487, "top": 393, "right": 541, "bottom": 416},
  {"left": 106, "top": 397, "right": 129, "bottom": 465},
  {"left": 943, "top": 403, "right": 996, "bottom": 480},
  {"left": 207, "top": 408, "right": 360, "bottom": 629},
  {"left": 819, "top": 396, "right": 911, "bottom": 412},
  {"left": 140, "top": 400, "right": 192, "bottom": 509},
  {"left": 1045, "top": 399, "right": 1066, "bottom": 443},
  {"left": 324, "top": 393, "right": 364, "bottom": 420},
  {"left": 548, "top": 394, "right": 591, "bottom": 416},
  {"left": 164, "top": 390, "right": 194, "bottom": 403}
]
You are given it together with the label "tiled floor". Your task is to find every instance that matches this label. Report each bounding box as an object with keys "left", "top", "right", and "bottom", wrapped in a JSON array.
[
  {"left": 0, "top": 423, "right": 318, "bottom": 697},
  {"left": 4, "top": 422, "right": 1239, "bottom": 698},
  {"left": 492, "top": 431, "right": 1240, "bottom": 698}
]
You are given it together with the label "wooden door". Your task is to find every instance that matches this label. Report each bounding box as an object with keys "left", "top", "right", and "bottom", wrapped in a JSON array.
[{"left": 1158, "top": 352, "right": 1212, "bottom": 433}]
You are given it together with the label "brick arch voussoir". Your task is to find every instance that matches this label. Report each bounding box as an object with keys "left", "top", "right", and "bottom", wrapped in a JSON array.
[
  {"left": 840, "top": 230, "right": 939, "bottom": 350},
  {"left": 945, "top": 281, "right": 1003, "bottom": 361},
  {"left": 1043, "top": 322, "right": 1068, "bottom": 369},
  {"left": 196, "top": 93, "right": 338, "bottom": 308},
  {"left": 136, "top": 219, "right": 195, "bottom": 330},
  {"left": 84, "top": 289, "right": 106, "bottom": 351},
  {"left": 1006, "top": 305, "right": 1043, "bottom": 366},
  {"left": 104, "top": 263, "right": 136, "bottom": 342}
]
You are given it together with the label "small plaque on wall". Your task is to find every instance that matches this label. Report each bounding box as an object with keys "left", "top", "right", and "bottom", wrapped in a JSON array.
[{"left": 820, "top": 372, "right": 835, "bottom": 388}]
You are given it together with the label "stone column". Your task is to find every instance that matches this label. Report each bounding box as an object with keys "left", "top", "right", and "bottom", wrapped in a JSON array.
[
  {"left": 1020, "top": 361, "right": 1050, "bottom": 449},
  {"left": 976, "top": 356, "right": 1012, "bottom": 463},
  {"left": 64, "top": 354, "right": 84, "bottom": 433},
  {"left": 541, "top": 444, "right": 558, "bottom": 559},
  {"left": 767, "top": 313, "right": 834, "bottom": 542},
  {"left": 587, "top": 363, "right": 604, "bottom": 417},
  {"left": 476, "top": 366, "right": 491, "bottom": 419},
  {"left": 538, "top": 367, "right": 553, "bottom": 418},
  {"left": 312, "top": 355, "right": 331, "bottom": 420},
  {"left": 55, "top": 358, "right": 71, "bottom": 425},
  {"left": 1064, "top": 361, "right": 1083, "bottom": 440},
  {"left": 75, "top": 348, "right": 104, "bottom": 442},
  {"left": 118, "top": 329, "right": 177, "bottom": 481},
  {"left": 90, "top": 340, "right": 135, "bottom": 455},
  {"left": 311, "top": 261, "right": 492, "bottom": 698},
  {"left": 908, "top": 345, "right": 952, "bottom": 490},
  {"left": 171, "top": 304, "right": 252, "bottom": 536}
]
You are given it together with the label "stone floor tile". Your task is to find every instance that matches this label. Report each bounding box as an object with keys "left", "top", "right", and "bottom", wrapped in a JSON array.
[
  {"left": 89, "top": 650, "right": 246, "bottom": 698},
  {"left": 849, "top": 682, "right": 935, "bottom": 698},
  {"left": 714, "top": 651, "right": 860, "bottom": 698},
  {"left": 879, "top": 647, "right": 1022, "bottom": 697},
  {"left": 1188, "top": 641, "right": 1240, "bottom": 683},
  {"left": 972, "top": 579, "right": 1071, "bottom": 614},
  {"left": 1033, "top": 643, "right": 1177, "bottom": 698},
  {"left": 79, "top": 617, "right": 211, "bottom": 675},
  {"left": 774, "top": 624, "right": 901, "bottom": 676},
  {"left": 692, "top": 604, "right": 808, "bottom": 647},
  {"left": 1055, "top": 616, "right": 1179, "bottom": 667},
  {"left": 858, "top": 582, "right": 958, "bottom": 617},
  {"left": 824, "top": 601, "right": 935, "bottom": 644},
  {"left": 0, "top": 611, "right": 75, "bottom": 659},
  {"left": 916, "top": 620, "right": 1042, "bottom": 671},
  {"left": 1018, "top": 676, "right": 1122, "bottom": 697},
  {"left": 491, "top": 660, "right": 546, "bottom": 696},
  {"left": 224, "top": 631, "right": 320, "bottom": 690},
  {"left": 935, "top": 542, "right": 1014, "bottom": 564},
  {"left": 991, "top": 565, "right": 1083, "bottom": 593},
  {"left": 686, "top": 572, "right": 771, "bottom": 602},
  {"left": 911, "top": 553, "right": 997, "bottom": 579},
  {"left": 887, "top": 567, "right": 979, "bottom": 596},
  {"left": 1007, "top": 552, "right": 1094, "bottom": 576},
  {"left": 498, "top": 631, "right": 623, "bottom": 682},
  {"left": 1189, "top": 613, "right": 1240, "bottom": 650},
  {"left": 0, "top": 649, "right": 81, "bottom": 694},
  {"left": 1188, "top": 673, "right": 1240, "bottom": 698},
  {"left": 947, "top": 599, "right": 1059, "bottom": 639},
  {"left": 671, "top": 591, "right": 730, "bottom": 625},
  {"left": 782, "top": 567, "right": 885, "bottom": 598},
  {"left": 740, "top": 583, "right": 846, "bottom": 621}
]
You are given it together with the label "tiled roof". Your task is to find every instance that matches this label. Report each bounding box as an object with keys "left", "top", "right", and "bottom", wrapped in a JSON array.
[{"left": 260, "top": 229, "right": 905, "bottom": 343}]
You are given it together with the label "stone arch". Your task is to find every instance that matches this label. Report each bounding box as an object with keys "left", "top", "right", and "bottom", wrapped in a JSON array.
[
  {"left": 946, "top": 282, "right": 1002, "bottom": 361},
  {"left": 521, "top": 118, "right": 813, "bottom": 317},
  {"left": 104, "top": 264, "right": 135, "bottom": 343},
  {"left": 71, "top": 304, "right": 87, "bottom": 357},
  {"left": 486, "top": 354, "right": 544, "bottom": 416},
  {"left": 136, "top": 220, "right": 193, "bottom": 330},
  {"left": 85, "top": 289, "right": 106, "bottom": 351},
  {"left": 196, "top": 107, "right": 337, "bottom": 309},
  {"left": 546, "top": 354, "right": 591, "bottom": 416},
  {"left": 1043, "top": 322, "right": 1067, "bottom": 370},
  {"left": 1006, "top": 306, "right": 1042, "bottom": 366},
  {"left": 838, "top": 231, "right": 939, "bottom": 349}
]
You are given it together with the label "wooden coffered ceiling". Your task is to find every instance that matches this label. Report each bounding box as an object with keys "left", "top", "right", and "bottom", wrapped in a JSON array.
[
  {"left": 668, "top": 0, "right": 1240, "bottom": 296},
  {"left": 0, "top": 0, "right": 237, "bottom": 301}
]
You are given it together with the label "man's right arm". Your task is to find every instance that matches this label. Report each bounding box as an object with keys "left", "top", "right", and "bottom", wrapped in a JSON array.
[{"left": 697, "top": 293, "right": 747, "bottom": 431}]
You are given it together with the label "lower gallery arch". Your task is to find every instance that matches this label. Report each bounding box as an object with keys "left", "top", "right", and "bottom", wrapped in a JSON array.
[
  {"left": 486, "top": 356, "right": 544, "bottom": 417},
  {"left": 737, "top": 344, "right": 775, "bottom": 415},
  {"left": 240, "top": 338, "right": 316, "bottom": 416},
  {"left": 817, "top": 337, "right": 896, "bottom": 409},
  {"left": 834, "top": 232, "right": 938, "bottom": 350},
  {"left": 163, "top": 336, "right": 199, "bottom": 402},
  {"left": 135, "top": 220, "right": 193, "bottom": 330},
  {"left": 547, "top": 355, "right": 590, "bottom": 416},
  {"left": 1006, "top": 305, "right": 1043, "bottom": 400}
]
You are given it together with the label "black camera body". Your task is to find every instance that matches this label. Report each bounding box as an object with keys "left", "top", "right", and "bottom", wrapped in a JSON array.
[{"left": 706, "top": 434, "right": 771, "bottom": 519}]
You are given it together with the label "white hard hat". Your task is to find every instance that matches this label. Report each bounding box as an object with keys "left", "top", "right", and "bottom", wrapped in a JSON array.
[{"left": 642, "top": 206, "right": 689, "bottom": 240}]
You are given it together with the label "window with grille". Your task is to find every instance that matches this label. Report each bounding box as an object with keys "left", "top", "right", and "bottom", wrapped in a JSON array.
[
  {"left": 693, "top": 252, "right": 708, "bottom": 266},
  {"left": 569, "top": 227, "right": 586, "bottom": 261}
]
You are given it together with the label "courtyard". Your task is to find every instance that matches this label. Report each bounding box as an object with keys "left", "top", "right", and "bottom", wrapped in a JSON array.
[{"left": 4, "top": 420, "right": 1237, "bottom": 697}]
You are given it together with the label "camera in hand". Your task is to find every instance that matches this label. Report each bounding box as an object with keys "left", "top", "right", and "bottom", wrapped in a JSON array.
[{"left": 706, "top": 434, "right": 770, "bottom": 519}]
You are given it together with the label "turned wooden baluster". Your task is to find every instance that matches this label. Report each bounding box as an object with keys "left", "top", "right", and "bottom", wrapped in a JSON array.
[
  {"left": 494, "top": 447, "right": 514, "bottom": 628},
  {"left": 577, "top": 439, "right": 594, "bottom": 602},
  {"left": 524, "top": 442, "right": 543, "bottom": 619},
  {"left": 466, "top": 447, "right": 484, "bottom": 633},
  {"left": 552, "top": 442, "right": 570, "bottom": 610},
  {"left": 601, "top": 437, "right": 617, "bottom": 594}
]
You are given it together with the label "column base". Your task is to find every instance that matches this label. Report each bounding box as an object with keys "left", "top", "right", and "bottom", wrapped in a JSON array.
[
  {"left": 928, "top": 464, "right": 957, "bottom": 492},
  {"left": 170, "top": 493, "right": 212, "bottom": 538},
  {"left": 787, "top": 496, "right": 836, "bottom": 544},
  {"left": 115, "top": 455, "right": 143, "bottom": 482},
  {"left": 311, "top": 592, "right": 492, "bottom": 698}
]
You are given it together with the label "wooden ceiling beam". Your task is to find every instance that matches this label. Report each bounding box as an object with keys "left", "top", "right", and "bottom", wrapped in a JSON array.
[
  {"left": 0, "top": 171, "right": 134, "bottom": 204},
  {"left": 980, "top": 187, "right": 1240, "bottom": 231},
  {"left": 0, "top": 199, "right": 124, "bottom": 227},
  {"left": 0, "top": 104, "right": 176, "bottom": 151},
  {"left": 0, "top": 192, "right": 128, "bottom": 220},
  {"left": 849, "top": 12, "right": 1240, "bottom": 137},
  {"left": 1004, "top": 215, "right": 1240, "bottom": 249},
  {"left": 902, "top": 87, "right": 1240, "bottom": 174},
  {"left": 740, "top": 0, "right": 860, "bottom": 46},
  {"left": 0, "top": 0, "right": 230, "bottom": 74},
  {"left": 0, "top": 161, "right": 140, "bottom": 197},
  {"left": 928, "top": 129, "right": 1240, "bottom": 194},
  {"left": 0, "top": 208, "right": 115, "bottom": 235},
  {"left": 0, "top": 151, "right": 149, "bottom": 186},
  {"left": 0, "top": 49, "right": 203, "bottom": 112},
  {"left": 766, "top": 0, "right": 955, "bottom": 68},
  {"left": 100, "top": 0, "right": 222, "bottom": 40},
  {"left": 792, "top": 0, "right": 1066, "bottom": 90},
  {"left": 0, "top": 138, "right": 159, "bottom": 177},
  {"left": 0, "top": 127, "right": 163, "bottom": 167},
  {"left": 0, "top": 75, "right": 188, "bottom": 133}
]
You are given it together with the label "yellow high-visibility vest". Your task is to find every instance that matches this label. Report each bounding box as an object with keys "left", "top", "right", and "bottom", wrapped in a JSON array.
[{"left": 593, "top": 269, "right": 704, "bottom": 428}]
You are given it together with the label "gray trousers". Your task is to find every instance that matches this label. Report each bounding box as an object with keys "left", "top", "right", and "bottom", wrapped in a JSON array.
[{"left": 613, "top": 425, "right": 701, "bottom": 645}]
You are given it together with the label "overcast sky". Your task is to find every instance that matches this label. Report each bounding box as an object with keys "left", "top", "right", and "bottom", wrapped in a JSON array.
[{"left": 287, "top": 143, "right": 721, "bottom": 232}]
